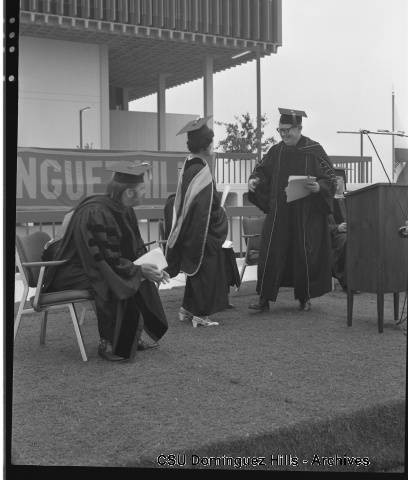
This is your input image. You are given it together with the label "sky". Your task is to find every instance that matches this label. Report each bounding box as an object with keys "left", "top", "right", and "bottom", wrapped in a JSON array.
[{"left": 130, "top": 0, "right": 408, "bottom": 181}]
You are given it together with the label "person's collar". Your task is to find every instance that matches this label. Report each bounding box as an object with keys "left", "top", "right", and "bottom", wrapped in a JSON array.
[
  {"left": 294, "top": 135, "right": 306, "bottom": 147},
  {"left": 283, "top": 135, "right": 305, "bottom": 149}
]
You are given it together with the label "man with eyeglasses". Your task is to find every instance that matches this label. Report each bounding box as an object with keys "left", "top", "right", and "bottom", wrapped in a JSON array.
[{"left": 247, "top": 108, "right": 337, "bottom": 312}]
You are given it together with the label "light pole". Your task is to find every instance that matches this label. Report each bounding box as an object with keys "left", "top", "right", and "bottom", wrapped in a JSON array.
[{"left": 79, "top": 107, "right": 91, "bottom": 148}]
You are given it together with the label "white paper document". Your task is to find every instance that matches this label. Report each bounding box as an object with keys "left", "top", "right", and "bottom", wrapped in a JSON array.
[
  {"left": 222, "top": 240, "right": 233, "bottom": 249},
  {"left": 220, "top": 185, "right": 231, "bottom": 208},
  {"left": 134, "top": 247, "right": 168, "bottom": 270},
  {"left": 285, "top": 176, "right": 316, "bottom": 203}
]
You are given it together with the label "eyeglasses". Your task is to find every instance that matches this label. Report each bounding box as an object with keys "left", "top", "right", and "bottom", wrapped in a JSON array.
[{"left": 276, "top": 126, "right": 297, "bottom": 135}]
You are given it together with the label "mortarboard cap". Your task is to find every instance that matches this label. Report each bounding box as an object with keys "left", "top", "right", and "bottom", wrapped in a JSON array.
[
  {"left": 108, "top": 161, "right": 151, "bottom": 184},
  {"left": 176, "top": 116, "right": 213, "bottom": 135},
  {"left": 278, "top": 108, "right": 307, "bottom": 125}
]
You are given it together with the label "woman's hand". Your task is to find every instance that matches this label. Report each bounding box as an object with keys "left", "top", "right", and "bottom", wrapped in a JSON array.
[
  {"left": 140, "top": 264, "right": 163, "bottom": 283},
  {"left": 248, "top": 178, "right": 260, "bottom": 192},
  {"left": 337, "top": 222, "right": 347, "bottom": 233},
  {"left": 305, "top": 180, "right": 320, "bottom": 193}
]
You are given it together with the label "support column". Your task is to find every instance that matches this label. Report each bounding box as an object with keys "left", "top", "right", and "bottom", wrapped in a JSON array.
[
  {"left": 392, "top": 90, "right": 395, "bottom": 181},
  {"left": 203, "top": 55, "right": 214, "bottom": 129},
  {"left": 99, "top": 44, "right": 110, "bottom": 149},
  {"left": 157, "top": 74, "right": 167, "bottom": 151},
  {"left": 256, "top": 51, "right": 262, "bottom": 163},
  {"left": 203, "top": 55, "right": 214, "bottom": 172}
]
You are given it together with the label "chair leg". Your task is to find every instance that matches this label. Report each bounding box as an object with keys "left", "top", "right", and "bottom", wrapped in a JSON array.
[
  {"left": 40, "top": 310, "right": 48, "bottom": 345},
  {"left": 68, "top": 303, "right": 88, "bottom": 362},
  {"left": 236, "top": 263, "right": 247, "bottom": 291},
  {"left": 14, "top": 285, "right": 29, "bottom": 340}
]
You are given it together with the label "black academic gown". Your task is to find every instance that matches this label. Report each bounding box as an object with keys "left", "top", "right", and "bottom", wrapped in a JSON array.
[
  {"left": 328, "top": 214, "right": 347, "bottom": 289},
  {"left": 43, "top": 195, "right": 168, "bottom": 359},
  {"left": 166, "top": 157, "right": 230, "bottom": 316},
  {"left": 164, "top": 191, "right": 240, "bottom": 292},
  {"left": 248, "top": 136, "right": 337, "bottom": 302}
]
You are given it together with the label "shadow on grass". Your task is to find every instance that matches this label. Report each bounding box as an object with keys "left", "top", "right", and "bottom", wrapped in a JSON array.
[{"left": 131, "top": 400, "right": 405, "bottom": 472}]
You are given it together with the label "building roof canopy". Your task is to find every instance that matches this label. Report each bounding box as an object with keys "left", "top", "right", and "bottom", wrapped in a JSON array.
[{"left": 20, "top": 0, "right": 282, "bottom": 100}]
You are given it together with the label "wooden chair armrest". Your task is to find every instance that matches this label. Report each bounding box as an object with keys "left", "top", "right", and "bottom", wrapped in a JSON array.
[
  {"left": 157, "top": 240, "right": 167, "bottom": 245},
  {"left": 22, "top": 259, "right": 68, "bottom": 268},
  {"left": 242, "top": 234, "right": 261, "bottom": 238}
]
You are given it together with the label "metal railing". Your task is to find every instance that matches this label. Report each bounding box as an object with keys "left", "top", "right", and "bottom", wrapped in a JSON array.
[
  {"left": 214, "top": 152, "right": 258, "bottom": 184},
  {"left": 20, "top": 0, "right": 281, "bottom": 42},
  {"left": 16, "top": 206, "right": 263, "bottom": 258},
  {"left": 214, "top": 152, "right": 373, "bottom": 185},
  {"left": 330, "top": 156, "right": 372, "bottom": 184}
]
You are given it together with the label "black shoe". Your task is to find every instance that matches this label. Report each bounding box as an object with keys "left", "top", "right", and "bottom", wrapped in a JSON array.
[
  {"left": 98, "top": 339, "right": 127, "bottom": 362},
  {"left": 137, "top": 340, "right": 159, "bottom": 351},
  {"left": 248, "top": 298, "right": 270, "bottom": 312},
  {"left": 225, "top": 303, "right": 235, "bottom": 309},
  {"left": 298, "top": 300, "right": 311, "bottom": 311}
]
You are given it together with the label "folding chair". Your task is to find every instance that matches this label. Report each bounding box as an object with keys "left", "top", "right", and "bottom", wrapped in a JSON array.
[
  {"left": 15, "top": 231, "right": 94, "bottom": 361},
  {"left": 237, "top": 216, "right": 265, "bottom": 290}
]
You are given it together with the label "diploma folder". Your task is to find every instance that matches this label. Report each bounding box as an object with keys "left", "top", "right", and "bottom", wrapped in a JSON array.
[
  {"left": 285, "top": 176, "right": 316, "bottom": 202},
  {"left": 134, "top": 247, "right": 168, "bottom": 270}
]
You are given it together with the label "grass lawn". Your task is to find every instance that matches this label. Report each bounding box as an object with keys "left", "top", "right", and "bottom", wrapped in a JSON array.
[{"left": 10, "top": 282, "right": 407, "bottom": 472}]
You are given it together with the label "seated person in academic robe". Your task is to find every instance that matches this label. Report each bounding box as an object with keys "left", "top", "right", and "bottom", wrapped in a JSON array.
[
  {"left": 42, "top": 162, "right": 169, "bottom": 362},
  {"left": 247, "top": 108, "right": 337, "bottom": 312},
  {"left": 328, "top": 214, "right": 347, "bottom": 290},
  {"left": 165, "top": 117, "right": 230, "bottom": 327}
]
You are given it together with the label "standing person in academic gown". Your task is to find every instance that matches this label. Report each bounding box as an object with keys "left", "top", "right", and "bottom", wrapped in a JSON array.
[
  {"left": 165, "top": 117, "right": 230, "bottom": 327},
  {"left": 247, "top": 108, "right": 337, "bottom": 311},
  {"left": 43, "top": 162, "right": 169, "bottom": 362},
  {"left": 163, "top": 192, "right": 240, "bottom": 308}
]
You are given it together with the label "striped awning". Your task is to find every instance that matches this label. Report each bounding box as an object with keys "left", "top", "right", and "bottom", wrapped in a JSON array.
[{"left": 19, "top": 0, "right": 282, "bottom": 100}]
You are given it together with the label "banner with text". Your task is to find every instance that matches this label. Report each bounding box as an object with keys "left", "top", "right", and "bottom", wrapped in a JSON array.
[{"left": 16, "top": 148, "right": 188, "bottom": 209}]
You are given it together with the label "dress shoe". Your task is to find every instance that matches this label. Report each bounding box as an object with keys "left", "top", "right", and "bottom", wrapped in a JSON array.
[
  {"left": 248, "top": 298, "right": 270, "bottom": 312},
  {"left": 179, "top": 306, "right": 193, "bottom": 322},
  {"left": 298, "top": 300, "right": 312, "bottom": 311},
  {"left": 226, "top": 303, "right": 235, "bottom": 309},
  {"left": 98, "top": 339, "right": 127, "bottom": 362},
  {"left": 191, "top": 316, "right": 219, "bottom": 328},
  {"left": 137, "top": 340, "right": 159, "bottom": 351}
]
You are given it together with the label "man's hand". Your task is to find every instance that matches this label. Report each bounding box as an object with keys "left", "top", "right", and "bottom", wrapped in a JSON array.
[
  {"left": 248, "top": 178, "right": 260, "bottom": 192},
  {"left": 160, "top": 270, "right": 171, "bottom": 284},
  {"left": 337, "top": 222, "right": 347, "bottom": 233},
  {"left": 305, "top": 180, "right": 320, "bottom": 193},
  {"left": 141, "top": 263, "right": 163, "bottom": 283}
]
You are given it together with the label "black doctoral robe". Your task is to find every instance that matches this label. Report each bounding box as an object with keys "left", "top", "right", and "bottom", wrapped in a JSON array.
[
  {"left": 43, "top": 195, "right": 168, "bottom": 359},
  {"left": 166, "top": 156, "right": 230, "bottom": 316},
  {"left": 248, "top": 135, "right": 337, "bottom": 302},
  {"left": 328, "top": 214, "right": 347, "bottom": 289}
]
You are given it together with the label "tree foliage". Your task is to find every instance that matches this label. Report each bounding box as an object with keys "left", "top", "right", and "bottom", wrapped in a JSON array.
[{"left": 216, "top": 113, "right": 277, "bottom": 154}]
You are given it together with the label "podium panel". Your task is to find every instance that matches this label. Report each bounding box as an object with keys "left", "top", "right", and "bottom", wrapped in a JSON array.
[{"left": 345, "top": 183, "right": 408, "bottom": 332}]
